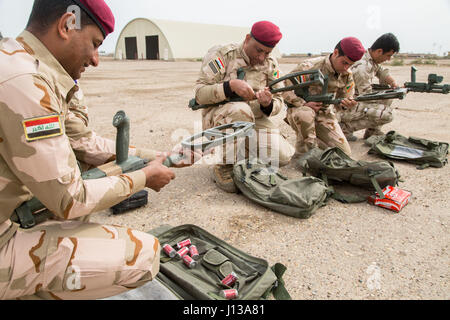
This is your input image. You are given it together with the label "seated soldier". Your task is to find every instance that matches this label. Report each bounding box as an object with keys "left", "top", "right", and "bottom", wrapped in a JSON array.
[
  {"left": 283, "top": 37, "right": 365, "bottom": 158},
  {"left": 0, "top": 0, "right": 195, "bottom": 300},
  {"left": 339, "top": 33, "right": 400, "bottom": 140},
  {"left": 194, "top": 21, "right": 295, "bottom": 193}
]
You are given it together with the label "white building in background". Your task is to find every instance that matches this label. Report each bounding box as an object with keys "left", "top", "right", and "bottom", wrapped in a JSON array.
[{"left": 114, "top": 18, "right": 281, "bottom": 61}]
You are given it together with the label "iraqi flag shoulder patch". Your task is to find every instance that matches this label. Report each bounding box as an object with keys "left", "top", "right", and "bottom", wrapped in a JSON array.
[
  {"left": 208, "top": 57, "right": 225, "bottom": 75},
  {"left": 22, "top": 114, "right": 63, "bottom": 142}
]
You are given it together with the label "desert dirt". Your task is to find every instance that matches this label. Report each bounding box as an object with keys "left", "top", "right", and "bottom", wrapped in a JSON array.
[{"left": 85, "top": 57, "right": 450, "bottom": 300}]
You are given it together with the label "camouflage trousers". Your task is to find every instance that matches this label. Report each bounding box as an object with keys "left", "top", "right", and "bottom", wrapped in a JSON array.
[
  {"left": 339, "top": 101, "right": 394, "bottom": 134},
  {"left": 286, "top": 105, "right": 351, "bottom": 156},
  {"left": 202, "top": 102, "right": 295, "bottom": 166},
  {"left": 0, "top": 220, "right": 160, "bottom": 300}
]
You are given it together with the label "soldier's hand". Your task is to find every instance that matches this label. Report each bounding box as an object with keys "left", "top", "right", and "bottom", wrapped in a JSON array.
[
  {"left": 256, "top": 87, "right": 273, "bottom": 107},
  {"left": 305, "top": 102, "right": 323, "bottom": 112},
  {"left": 230, "top": 79, "right": 256, "bottom": 101},
  {"left": 340, "top": 98, "right": 357, "bottom": 109},
  {"left": 142, "top": 155, "right": 175, "bottom": 192}
]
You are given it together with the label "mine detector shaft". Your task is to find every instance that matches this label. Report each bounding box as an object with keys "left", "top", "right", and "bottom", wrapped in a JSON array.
[
  {"left": 372, "top": 66, "right": 449, "bottom": 94},
  {"left": 189, "top": 68, "right": 409, "bottom": 112},
  {"left": 12, "top": 110, "right": 255, "bottom": 229}
]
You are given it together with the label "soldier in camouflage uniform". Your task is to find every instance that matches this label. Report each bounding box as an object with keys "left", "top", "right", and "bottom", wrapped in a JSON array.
[
  {"left": 0, "top": 0, "right": 191, "bottom": 300},
  {"left": 283, "top": 37, "right": 365, "bottom": 158},
  {"left": 339, "top": 33, "right": 400, "bottom": 140},
  {"left": 195, "top": 21, "right": 294, "bottom": 193}
]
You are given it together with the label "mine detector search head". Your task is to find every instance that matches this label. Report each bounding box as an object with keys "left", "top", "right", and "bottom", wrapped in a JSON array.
[{"left": 163, "top": 122, "right": 255, "bottom": 167}]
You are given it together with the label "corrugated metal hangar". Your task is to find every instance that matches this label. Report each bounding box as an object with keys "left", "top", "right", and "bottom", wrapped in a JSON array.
[{"left": 114, "top": 18, "right": 281, "bottom": 61}]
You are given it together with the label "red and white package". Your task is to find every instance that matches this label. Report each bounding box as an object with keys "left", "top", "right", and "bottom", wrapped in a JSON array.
[{"left": 367, "top": 186, "right": 412, "bottom": 213}]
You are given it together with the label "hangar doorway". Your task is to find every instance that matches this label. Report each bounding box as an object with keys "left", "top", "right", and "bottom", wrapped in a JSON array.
[
  {"left": 125, "top": 37, "right": 138, "bottom": 60},
  {"left": 146, "top": 35, "right": 159, "bottom": 60}
]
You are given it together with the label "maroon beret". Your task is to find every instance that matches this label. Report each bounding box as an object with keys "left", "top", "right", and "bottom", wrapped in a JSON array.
[
  {"left": 72, "top": 0, "right": 115, "bottom": 38},
  {"left": 250, "top": 21, "right": 282, "bottom": 48},
  {"left": 340, "top": 37, "right": 365, "bottom": 62}
]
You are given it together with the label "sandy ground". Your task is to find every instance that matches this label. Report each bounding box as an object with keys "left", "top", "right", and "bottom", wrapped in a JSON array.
[{"left": 84, "top": 57, "right": 450, "bottom": 300}]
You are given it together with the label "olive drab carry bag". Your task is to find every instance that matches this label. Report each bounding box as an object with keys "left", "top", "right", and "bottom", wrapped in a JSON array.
[
  {"left": 232, "top": 160, "right": 333, "bottom": 219},
  {"left": 297, "top": 147, "right": 401, "bottom": 203},
  {"left": 149, "top": 224, "right": 291, "bottom": 300},
  {"left": 365, "top": 131, "right": 449, "bottom": 169}
]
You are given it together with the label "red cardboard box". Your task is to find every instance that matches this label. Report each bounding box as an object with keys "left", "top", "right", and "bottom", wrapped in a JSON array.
[{"left": 367, "top": 186, "right": 412, "bottom": 213}]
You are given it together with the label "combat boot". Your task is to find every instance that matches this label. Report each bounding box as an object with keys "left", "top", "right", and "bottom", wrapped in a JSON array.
[
  {"left": 345, "top": 133, "right": 358, "bottom": 142},
  {"left": 363, "top": 128, "right": 384, "bottom": 140},
  {"left": 211, "top": 164, "right": 237, "bottom": 193},
  {"left": 342, "top": 126, "right": 357, "bottom": 142}
]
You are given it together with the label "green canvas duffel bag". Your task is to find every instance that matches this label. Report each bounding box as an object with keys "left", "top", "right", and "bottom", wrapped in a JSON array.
[
  {"left": 365, "top": 131, "right": 449, "bottom": 169},
  {"left": 232, "top": 160, "right": 333, "bottom": 219},
  {"left": 149, "top": 224, "right": 291, "bottom": 300},
  {"left": 296, "top": 147, "right": 401, "bottom": 203}
]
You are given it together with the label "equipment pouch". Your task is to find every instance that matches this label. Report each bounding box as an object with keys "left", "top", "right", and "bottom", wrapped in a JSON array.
[
  {"left": 149, "top": 224, "right": 291, "bottom": 300},
  {"left": 233, "top": 160, "right": 333, "bottom": 219}
]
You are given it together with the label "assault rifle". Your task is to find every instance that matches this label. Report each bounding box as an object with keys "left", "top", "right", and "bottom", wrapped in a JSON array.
[
  {"left": 372, "top": 66, "right": 449, "bottom": 94},
  {"left": 12, "top": 111, "right": 254, "bottom": 228}
]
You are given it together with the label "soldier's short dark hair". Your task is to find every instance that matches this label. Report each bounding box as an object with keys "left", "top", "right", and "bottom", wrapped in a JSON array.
[
  {"left": 26, "top": 0, "right": 95, "bottom": 34},
  {"left": 370, "top": 33, "right": 400, "bottom": 54},
  {"left": 335, "top": 41, "right": 345, "bottom": 57}
]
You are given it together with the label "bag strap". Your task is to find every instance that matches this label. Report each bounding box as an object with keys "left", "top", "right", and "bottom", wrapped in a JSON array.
[
  {"left": 319, "top": 173, "right": 366, "bottom": 204},
  {"left": 368, "top": 170, "right": 385, "bottom": 199},
  {"left": 266, "top": 263, "right": 292, "bottom": 300},
  {"left": 331, "top": 192, "right": 367, "bottom": 204},
  {"left": 417, "top": 163, "right": 431, "bottom": 170}
]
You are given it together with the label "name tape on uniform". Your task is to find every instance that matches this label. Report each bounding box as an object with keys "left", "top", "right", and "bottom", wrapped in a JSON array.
[{"left": 22, "top": 114, "right": 63, "bottom": 142}]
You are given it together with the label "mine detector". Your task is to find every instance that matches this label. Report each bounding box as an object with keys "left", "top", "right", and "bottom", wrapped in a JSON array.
[{"left": 12, "top": 111, "right": 255, "bottom": 228}]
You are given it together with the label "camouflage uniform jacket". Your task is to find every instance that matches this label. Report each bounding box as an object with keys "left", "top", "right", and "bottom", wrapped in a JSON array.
[
  {"left": 351, "top": 51, "right": 391, "bottom": 96},
  {"left": 195, "top": 42, "right": 285, "bottom": 121},
  {"left": 283, "top": 55, "right": 355, "bottom": 112},
  {"left": 0, "top": 31, "right": 147, "bottom": 249}
]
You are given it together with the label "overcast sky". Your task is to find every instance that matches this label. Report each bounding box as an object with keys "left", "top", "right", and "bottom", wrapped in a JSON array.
[{"left": 1, "top": 0, "right": 449, "bottom": 55}]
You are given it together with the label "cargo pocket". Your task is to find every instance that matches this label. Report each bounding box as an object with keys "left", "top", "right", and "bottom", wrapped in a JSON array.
[
  {"left": 201, "top": 249, "right": 257, "bottom": 292},
  {"left": 202, "top": 249, "right": 234, "bottom": 279}
]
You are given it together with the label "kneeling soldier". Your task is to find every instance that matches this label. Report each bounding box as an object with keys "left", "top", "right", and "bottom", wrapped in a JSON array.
[
  {"left": 283, "top": 37, "right": 365, "bottom": 158},
  {"left": 194, "top": 21, "right": 294, "bottom": 193},
  {"left": 339, "top": 33, "right": 400, "bottom": 140}
]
